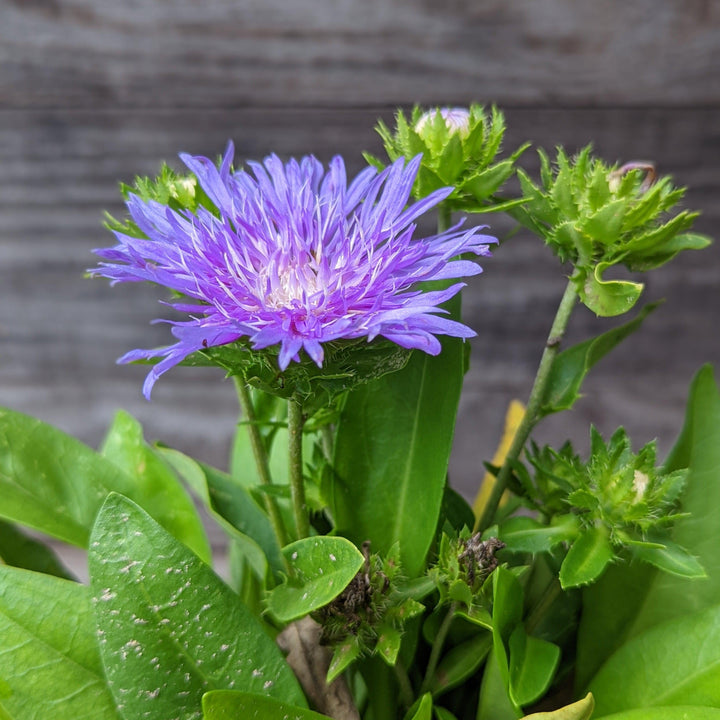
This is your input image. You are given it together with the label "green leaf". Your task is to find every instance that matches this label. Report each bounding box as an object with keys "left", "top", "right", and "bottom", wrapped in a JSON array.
[
  {"left": 158, "top": 446, "right": 284, "bottom": 579},
  {"left": 521, "top": 693, "right": 594, "bottom": 719},
  {"left": 0, "top": 519, "right": 76, "bottom": 580},
  {"left": 589, "top": 603, "right": 720, "bottom": 716},
  {"left": 100, "top": 410, "right": 211, "bottom": 562},
  {"left": 498, "top": 515, "right": 579, "bottom": 554},
  {"left": 0, "top": 565, "right": 119, "bottom": 719},
  {"left": 377, "top": 623, "right": 403, "bottom": 666},
  {"left": 578, "top": 262, "right": 644, "bottom": 317},
  {"left": 89, "top": 494, "right": 305, "bottom": 720},
  {"left": 596, "top": 708, "right": 720, "bottom": 720},
  {"left": 408, "top": 693, "right": 433, "bottom": 720},
  {"left": 491, "top": 565, "right": 524, "bottom": 698},
  {"left": 576, "top": 366, "right": 720, "bottom": 690},
  {"left": 327, "top": 638, "right": 362, "bottom": 684},
  {"left": 461, "top": 161, "right": 515, "bottom": 203},
  {"left": 559, "top": 526, "right": 614, "bottom": 589},
  {"left": 508, "top": 626, "right": 561, "bottom": 707},
  {"left": 630, "top": 540, "right": 706, "bottom": 579},
  {"left": 332, "top": 331, "right": 465, "bottom": 578},
  {"left": 266, "top": 537, "right": 364, "bottom": 623},
  {"left": 438, "top": 134, "right": 465, "bottom": 184},
  {"left": 0, "top": 407, "right": 206, "bottom": 553},
  {"left": 477, "top": 650, "right": 522, "bottom": 720},
  {"left": 541, "top": 302, "right": 660, "bottom": 416},
  {"left": 435, "top": 708, "right": 459, "bottom": 720},
  {"left": 429, "top": 632, "right": 492, "bottom": 696},
  {"left": 202, "top": 691, "right": 331, "bottom": 719}
]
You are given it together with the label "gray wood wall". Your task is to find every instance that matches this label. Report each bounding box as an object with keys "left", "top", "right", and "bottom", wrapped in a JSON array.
[{"left": 1, "top": 0, "right": 719, "bottom": 521}]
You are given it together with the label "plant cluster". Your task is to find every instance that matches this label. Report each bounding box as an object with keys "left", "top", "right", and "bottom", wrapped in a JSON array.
[{"left": 0, "top": 105, "right": 717, "bottom": 720}]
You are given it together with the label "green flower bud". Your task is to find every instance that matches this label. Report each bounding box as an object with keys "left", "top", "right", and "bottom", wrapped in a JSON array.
[
  {"left": 515, "top": 147, "right": 711, "bottom": 316},
  {"left": 366, "top": 104, "right": 529, "bottom": 213}
]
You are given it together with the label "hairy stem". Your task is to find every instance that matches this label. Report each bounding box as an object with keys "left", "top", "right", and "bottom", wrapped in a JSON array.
[
  {"left": 421, "top": 601, "right": 457, "bottom": 694},
  {"left": 477, "top": 278, "right": 578, "bottom": 531},
  {"left": 288, "top": 396, "right": 310, "bottom": 539},
  {"left": 234, "top": 378, "right": 289, "bottom": 548}
]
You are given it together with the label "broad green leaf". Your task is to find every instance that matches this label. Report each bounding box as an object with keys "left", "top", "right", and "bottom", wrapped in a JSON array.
[
  {"left": 202, "top": 691, "right": 331, "bottom": 720},
  {"left": 559, "top": 527, "right": 613, "bottom": 589},
  {"left": 541, "top": 302, "right": 660, "bottom": 416},
  {"left": 508, "top": 626, "right": 561, "bottom": 707},
  {"left": 0, "top": 407, "right": 205, "bottom": 553},
  {"left": 499, "top": 515, "right": 579, "bottom": 554},
  {"left": 332, "top": 327, "right": 465, "bottom": 577},
  {"left": 0, "top": 519, "right": 75, "bottom": 580},
  {"left": 577, "top": 263, "right": 643, "bottom": 317},
  {"left": 576, "top": 366, "right": 720, "bottom": 690},
  {"left": 521, "top": 693, "right": 594, "bottom": 719},
  {"left": 598, "top": 708, "right": 720, "bottom": 720},
  {"left": 101, "top": 410, "right": 211, "bottom": 562},
  {"left": 0, "top": 565, "right": 119, "bottom": 719},
  {"left": 477, "top": 651, "right": 521, "bottom": 720},
  {"left": 89, "top": 494, "right": 305, "bottom": 720},
  {"left": 429, "top": 632, "right": 492, "bottom": 696},
  {"left": 158, "top": 446, "right": 283, "bottom": 578},
  {"left": 267, "top": 536, "right": 364, "bottom": 623},
  {"left": 589, "top": 603, "right": 720, "bottom": 716}
]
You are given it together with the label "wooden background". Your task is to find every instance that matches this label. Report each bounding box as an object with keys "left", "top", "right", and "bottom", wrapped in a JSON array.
[{"left": 1, "top": 1, "right": 719, "bottom": 556}]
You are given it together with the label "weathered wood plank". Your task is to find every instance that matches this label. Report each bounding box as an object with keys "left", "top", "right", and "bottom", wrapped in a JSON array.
[
  {"left": 1, "top": 0, "right": 719, "bottom": 108},
  {"left": 1, "top": 106, "right": 718, "bottom": 502}
]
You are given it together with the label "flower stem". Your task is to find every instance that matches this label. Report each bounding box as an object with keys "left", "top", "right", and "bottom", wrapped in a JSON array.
[
  {"left": 526, "top": 577, "right": 563, "bottom": 636},
  {"left": 393, "top": 661, "right": 415, "bottom": 709},
  {"left": 477, "top": 278, "right": 578, "bottom": 532},
  {"left": 234, "top": 378, "right": 289, "bottom": 548},
  {"left": 421, "top": 601, "right": 457, "bottom": 694},
  {"left": 288, "top": 396, "right": 310, "bottom": 539},
  {"left": 437, "top": 203, "right": 452, "bottom": 233}
]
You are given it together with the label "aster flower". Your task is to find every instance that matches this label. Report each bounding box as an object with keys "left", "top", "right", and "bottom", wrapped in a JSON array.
[{"left": 92, "top": 144, "right": 496, "bottom": 399}]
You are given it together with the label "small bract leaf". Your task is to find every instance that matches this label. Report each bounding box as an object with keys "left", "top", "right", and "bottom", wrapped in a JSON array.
[
  {"left": 559, "top": 526, "right": 614, "bottom": 589},
  {"left": 267, "top": 536, "right": 365, "bottom": 623},
  {"left": 579, "top": 262, "right": 644, "bottom": 317},
  {"left": 326, "top": 638, "right": 362, "bottom": 684},
  {"left": 630, "top": 540, "right": 706, "bottom": 579}
]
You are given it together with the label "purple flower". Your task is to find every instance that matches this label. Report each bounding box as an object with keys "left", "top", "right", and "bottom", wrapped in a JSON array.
[{"left": 93, "top": 144, "right": 496, "bottom": 398}]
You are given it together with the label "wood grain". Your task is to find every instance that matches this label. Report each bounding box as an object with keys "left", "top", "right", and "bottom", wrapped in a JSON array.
[{"left": 1, "top": 0, "right": 719, "bottom": 108}]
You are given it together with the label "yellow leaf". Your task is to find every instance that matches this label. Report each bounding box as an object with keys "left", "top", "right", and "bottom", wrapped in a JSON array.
[{"left": 473, "top": 399, "right": 525, "bottom": 530}]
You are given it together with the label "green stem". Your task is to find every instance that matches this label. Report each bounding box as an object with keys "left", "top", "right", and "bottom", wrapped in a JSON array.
[
  {"left": 234, "top": 378, "right": 289, "bottom": 548},
  {"left": 393, "top": 661, "right": 414, "bottom": 709},
  {"left": 526, "top": 577, "right": 563, "bottom": 636},
  {"left": 421, "top": 601, "right": 457, "bottom": 694},
  {"left": 320, "top": 424, "right": 334, "bottom": 464},
  {"left": 477, "top": 278, "right": 578, "bottom": 532},
  {"left": 437, "top": 203, "right": 452, "bottom": 233},
  {"left": 288, "top": 396, "right": 310, "bottom": 539}
]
